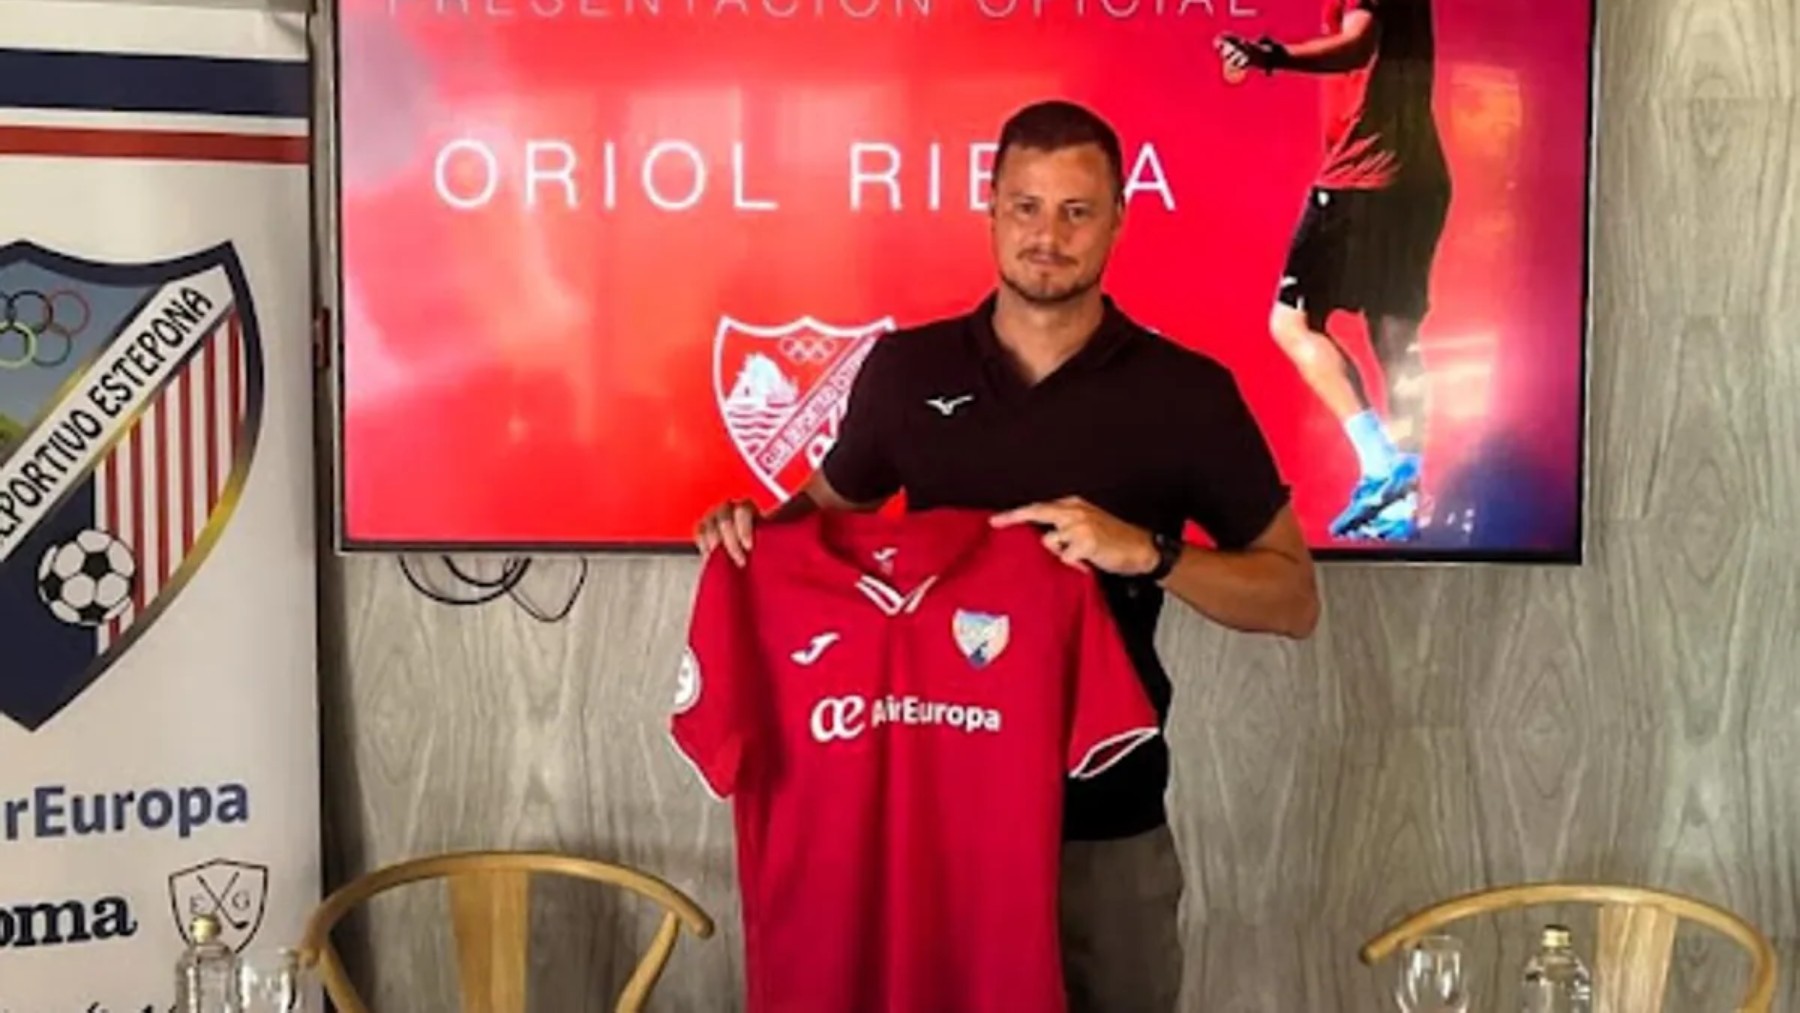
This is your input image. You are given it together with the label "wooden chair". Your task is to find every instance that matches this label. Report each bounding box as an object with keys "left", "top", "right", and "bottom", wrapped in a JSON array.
[
  {"left": 297, "top": 850, "right": 715, "bottom": 1013},
  {"left": 1359, "top": 882, "right": 1777, "bottom": 1012}
]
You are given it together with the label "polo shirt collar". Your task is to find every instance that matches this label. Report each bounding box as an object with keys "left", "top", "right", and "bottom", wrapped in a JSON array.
[
  {"left": 793, "top": 508, "right": 992, "bottom": 617},
  {"left": 967, "top": 290, "right": 1135, "bottom": 379}
]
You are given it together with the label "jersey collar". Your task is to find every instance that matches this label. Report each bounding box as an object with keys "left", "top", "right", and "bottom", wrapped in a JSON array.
[{"left": 795, "top": 508, "right": 993, "bottom": 617}]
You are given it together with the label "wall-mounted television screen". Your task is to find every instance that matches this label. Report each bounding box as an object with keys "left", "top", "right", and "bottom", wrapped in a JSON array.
[{"left": 333, "top": 0, "right": 1594, "bottom": 561}]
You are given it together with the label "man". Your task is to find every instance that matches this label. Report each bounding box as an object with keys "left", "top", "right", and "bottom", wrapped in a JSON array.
[
  {"left": 1217, "top": 0, "right": 1450, "bottom": 541},
  {"left": 693, "top": 99, "right": 1319, "bottom": 1012}
]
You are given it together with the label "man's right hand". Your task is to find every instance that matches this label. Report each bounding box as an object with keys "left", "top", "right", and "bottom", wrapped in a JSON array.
[
  {"left": 694, "top": 473, "right": 859, "bottom": 565},
  {"left": 694, "top": 498, "right": 759, "bottom": 566}
]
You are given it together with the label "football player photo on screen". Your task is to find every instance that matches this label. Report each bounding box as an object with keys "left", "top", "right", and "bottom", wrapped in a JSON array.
[{"left": 1218, "top": 0, "right": 1451, "bottom": 545}]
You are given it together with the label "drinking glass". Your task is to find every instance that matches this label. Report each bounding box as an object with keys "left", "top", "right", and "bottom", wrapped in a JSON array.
[
  {"left": 238, "top": 948, "right": 307, "bottom": 1013},
  {"left": 1393, "top": 934, "right": 1469, "bottom": 1013}
]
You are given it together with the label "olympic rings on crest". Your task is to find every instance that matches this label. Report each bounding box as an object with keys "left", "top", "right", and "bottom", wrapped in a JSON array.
[
  {"left": 778, "top": 335, "right": 836, "bottom": 364},
  {"left": 0, "top": 288, "right": 91, "bottom": 368},
  {"left": 7, "top": 291, "right": 52, "bottom": 333},
  {"left": 0, "top": 320, "right": 34, "bottom": 370},
  {"left": 32, "top": 326, "right": 72, "bottom": 367},
  {"left": 50, "top": 290, "right": 89, "bottom": 338}
]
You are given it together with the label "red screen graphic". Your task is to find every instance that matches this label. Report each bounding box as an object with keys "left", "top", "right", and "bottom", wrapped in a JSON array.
[{"left": 335, "top": 0, "right": 1593, "bottom": 559}]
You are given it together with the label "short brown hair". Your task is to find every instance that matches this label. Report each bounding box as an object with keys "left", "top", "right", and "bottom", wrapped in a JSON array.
[{"left": 992, "top": 100, "right": 1126, "bottom": 201}]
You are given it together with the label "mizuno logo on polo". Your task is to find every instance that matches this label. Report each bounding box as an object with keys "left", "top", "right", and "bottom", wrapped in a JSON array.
[
  {"left": 791, "top": 632, "right": 840, "bottom": 665},
  {"left": 925, "top": 394, "right": 973, "bottom": 416},
  {"left": 2, "top": 782, "right": 250, "bottom": 844},
  {"left": 809, "top": 694, "right": 1003, "bottom": 742},
  {"left": 0, "top": 895, "right": 137, "bottom": 949}
]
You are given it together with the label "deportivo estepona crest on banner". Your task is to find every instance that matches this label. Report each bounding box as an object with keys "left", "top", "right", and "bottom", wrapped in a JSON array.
[
  {"left": 0, "top": 241, "right": 263, "bottom": 731},
  {"left": 712, "top": 315, "right": 892, "bottom": 501}
]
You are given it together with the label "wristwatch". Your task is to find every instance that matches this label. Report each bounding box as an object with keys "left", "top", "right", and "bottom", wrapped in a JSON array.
[{"left": 1145, "top": 531, "right": 1183, "bottom": 583}]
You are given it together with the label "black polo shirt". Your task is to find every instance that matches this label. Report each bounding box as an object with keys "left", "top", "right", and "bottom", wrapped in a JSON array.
[{"left": 820, "top": 291, "right": 1291, "bottom": 841}]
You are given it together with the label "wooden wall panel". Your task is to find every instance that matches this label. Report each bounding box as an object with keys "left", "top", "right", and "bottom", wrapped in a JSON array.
[{"left": 314, "top": 0, "right": 1800, "bottom": 1007}]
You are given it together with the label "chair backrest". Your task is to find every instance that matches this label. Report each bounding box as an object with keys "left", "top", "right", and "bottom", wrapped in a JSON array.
[
  {"left": 297, "top": 850, "right": 715, "bottom": 1013},
  {"left": 1359, "top": 882, "right": 1776, "bottom": 1012}
]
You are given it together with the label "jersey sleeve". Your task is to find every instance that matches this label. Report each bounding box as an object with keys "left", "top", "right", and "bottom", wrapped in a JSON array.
[
  {"left": 1186, "top": 370, "right": 1291, "bottom": 550},
  {"left": 669, "top": 552, "right": 765, "bottom": 800},
  {"left": 1066, "top": 574, "right": 1160, "bottom": 780},
  {"left": 820, "top": 338, "right": 900, "bottom": 505}
]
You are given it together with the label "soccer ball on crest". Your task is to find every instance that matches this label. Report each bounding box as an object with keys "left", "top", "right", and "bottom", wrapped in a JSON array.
[{"left": 37, "top": 528, "right": 137, "bottom": 627}]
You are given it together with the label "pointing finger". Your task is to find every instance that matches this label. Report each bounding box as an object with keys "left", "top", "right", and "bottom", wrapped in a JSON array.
[
  {"left": 732, "top": 502, "right": 756, "bottom": 551},
  {"left": 722, "top": 527, "right": 748, "bottom": 568},
  {"left": 991, "top": 503, "right": 1066, "bottom": 528}
]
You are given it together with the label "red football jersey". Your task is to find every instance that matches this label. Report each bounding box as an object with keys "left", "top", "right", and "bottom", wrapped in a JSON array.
[
  {"left": 1317, "top": 0, "right": 1446, "bottom": 190},
  {"left": 670, "top": 507, "right": 1160, "bottom": 1013}
]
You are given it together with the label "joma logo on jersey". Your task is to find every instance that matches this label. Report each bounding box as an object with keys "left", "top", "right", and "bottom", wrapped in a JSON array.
[
  {"left": 810, "top": 694, "right": 1002, "bottom": 742},
  {"left": 0, "top": 241, "right": 264, "bottom": 732},
  {"left": 712, "top": 314, "right": 892, "bottom": 501},
  {"left": 0, "top": 895, "right": 137, "bottom": 949}
]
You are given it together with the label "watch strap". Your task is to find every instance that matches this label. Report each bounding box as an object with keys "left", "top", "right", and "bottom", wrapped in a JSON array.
[{"left": 1146, "top": 531, "right": 1182, "bottom": 582}]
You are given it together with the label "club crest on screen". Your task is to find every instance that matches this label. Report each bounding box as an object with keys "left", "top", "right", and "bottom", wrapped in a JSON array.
[
  {"left": 0, "top": 241, "right": 264, "bottom": 732},
  {"left": 952, "top": 609, "right": 1010, "bottom": 669},
  {"left": 712, "top": 314, "right": 893, "bottom": 501},
  {"left": 168, "top": 858, "right": 270, "bottom": 954}
]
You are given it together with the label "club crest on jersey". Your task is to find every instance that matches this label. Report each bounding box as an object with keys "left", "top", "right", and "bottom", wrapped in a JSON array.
[
  {"left": 0, "top": 241, "right": 264, "bottom": 732},
  {"left": 952, "top": 610, "right": 1010, "bottom": 669},
  {"left": 712, "top": 314, "right": 893, "bottom": 500}
]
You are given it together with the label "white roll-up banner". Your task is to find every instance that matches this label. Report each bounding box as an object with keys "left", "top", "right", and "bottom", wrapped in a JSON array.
[{"left": 0, "top": 2, "right": 318, "bottom": 1008}]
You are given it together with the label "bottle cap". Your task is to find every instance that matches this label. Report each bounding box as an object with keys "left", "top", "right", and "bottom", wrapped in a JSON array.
[
  {"left": 190, "top": 913, "right": 221, "bottom": 943},
  {"left": 1542, "top": 924, "right": 1572, "bottom": 948}
]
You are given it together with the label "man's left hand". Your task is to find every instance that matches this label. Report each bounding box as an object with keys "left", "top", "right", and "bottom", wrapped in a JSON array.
[{"left": 990, "top": 497, "right": 1157, "bottom": 576}]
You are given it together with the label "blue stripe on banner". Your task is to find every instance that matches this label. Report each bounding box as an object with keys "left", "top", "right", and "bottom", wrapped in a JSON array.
[{"left": 0, "top": 48, "right": 309, "bottom": 118}]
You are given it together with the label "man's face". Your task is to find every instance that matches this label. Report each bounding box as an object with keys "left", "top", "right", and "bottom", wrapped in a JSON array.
[{"left": 989, "top": 143, "right": 1123, "bottom": 307}]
